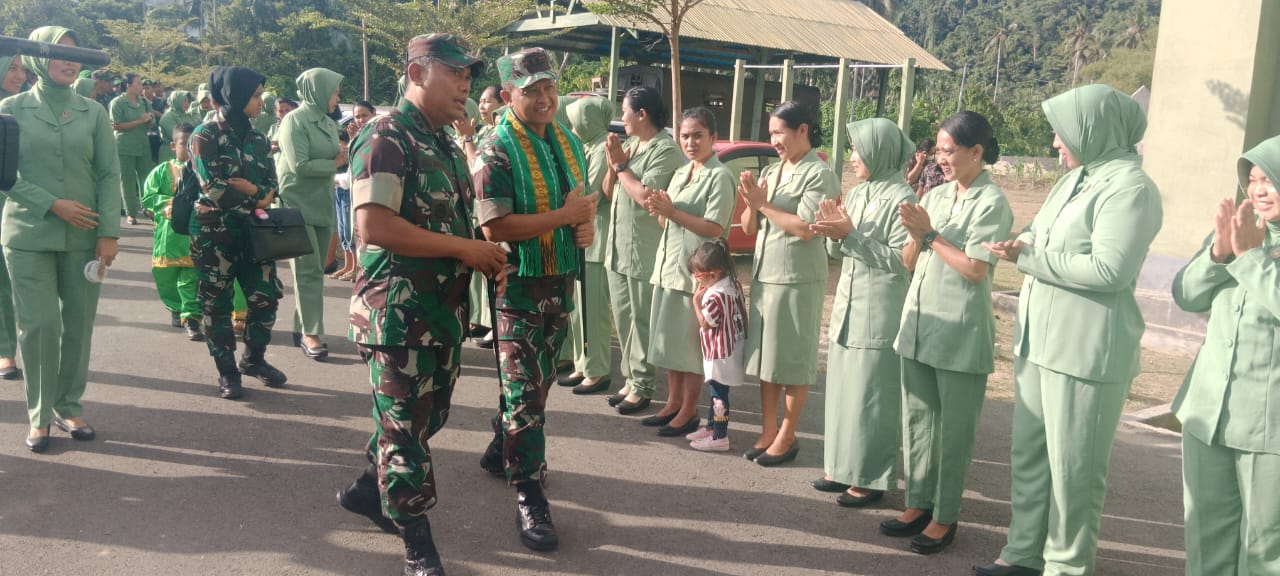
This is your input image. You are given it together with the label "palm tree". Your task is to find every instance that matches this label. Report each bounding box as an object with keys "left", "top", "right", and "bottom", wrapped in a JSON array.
[
  {"left": 1064, "top": 8, "right": 1092, "bottom": 87},
  {"left": 984, "top": 12, "right": 1014, "bottom": 103},
  {"left": 1116, "top": 5, "right": 1148, "bottom": 49}
]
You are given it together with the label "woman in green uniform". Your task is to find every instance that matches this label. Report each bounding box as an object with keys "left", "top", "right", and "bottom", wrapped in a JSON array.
[
  {"left": 253, "top": 91, "right": 276, "bottom": 136},
  {"left": 738, "top": 101, "right": 839, "bottom": 466},
  {"left": 643, "top": 106, "right": 736, "bottom": 434},
  {"left": 602, "top": 86, "right": 682, "bottom": 414},
  {"left": 0, "top": 26, "right": 122, "bottom": 452},
  {"left": 276, "top": 67, "right": 343, "bottom": 360},
  {"left": 1170, "top": 136, "right": 1280, "bottom": 576},
  {"left": 976, "top": 85, "right": 1162, "bottom": 576},
  {"left": 559, "top": 95, "right": 615, "bottom": 394},
  {"left": 157, "top": 90, "right": 194, "bottom": 164},
  {"left": 885, "top": 111, "right": 1012, "bottom": 554},
  {"left": 110, "top": 73, "right": 156, "bottom": 225},
  {"left": 810, "top": 118, "right": 916, "bottom": 505},
  {"left": 0, "top": 53, "right": 26, "bottom": 380}
]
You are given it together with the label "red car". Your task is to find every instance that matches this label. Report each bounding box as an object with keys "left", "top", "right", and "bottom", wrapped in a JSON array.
[{"left": 714, "top": 141, "right": 831, "bottom": 252}]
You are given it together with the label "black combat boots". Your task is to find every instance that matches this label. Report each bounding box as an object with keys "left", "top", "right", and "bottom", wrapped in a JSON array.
[
  {"left": 401, "top": 517, "right": 446, "bottom": 576},
  {"left": 336, "top": 465, "right": 398, "bottom": 534},
  {"left": 238, "top": 345, "right": 287, "bottom": 387},
  {"left": 515, "top": 481, "right": 558, "bottom": 551}
]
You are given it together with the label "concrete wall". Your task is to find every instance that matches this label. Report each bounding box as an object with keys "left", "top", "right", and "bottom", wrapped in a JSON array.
[{"left": 1133, "top": 0, "right": 1279, "bottom": 343}]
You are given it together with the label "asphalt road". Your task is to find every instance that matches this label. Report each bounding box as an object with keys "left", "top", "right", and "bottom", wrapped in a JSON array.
[{"left": 0, "top": 223, "right": 1187, "bottom": 575}]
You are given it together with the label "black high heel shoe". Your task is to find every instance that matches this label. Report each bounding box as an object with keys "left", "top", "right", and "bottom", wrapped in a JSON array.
[
  {"left": 606, "top": 392, "right": 627, "bottom": 407},
  {"left": 26, "top": 426, "right": 50, "bottom": 453},
  {"left": 52, "top": 414, "right": 95, "bottom": 441},
  {"left": 755, "top": 444, "right": 799, "bottom": 467},
  {"left": 880, "top": 509, "right": 933, "bottom": 537},
  {"left": 910, "top": 523, "right": 957, "bottom": 555}
]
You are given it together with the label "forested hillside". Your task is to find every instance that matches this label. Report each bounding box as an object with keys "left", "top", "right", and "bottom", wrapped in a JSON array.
[{"left": 0, "top": 0, "right": 1160, "bottom": 155}]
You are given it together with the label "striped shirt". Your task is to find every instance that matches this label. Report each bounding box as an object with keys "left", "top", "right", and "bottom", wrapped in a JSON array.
[{"left": 700, "top": 276, "right": 747, "bottom": 361}]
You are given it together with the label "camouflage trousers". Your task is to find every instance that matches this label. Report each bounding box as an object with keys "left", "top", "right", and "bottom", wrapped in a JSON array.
[
  {"left": 359, "top": 344, "right": 459, "bottom": 527},
  {"left": 190, "top": 213, "right": 282, "bottom": 366},
  {"left": 493, "top": 304, "right": 571, "bottom": 484}
]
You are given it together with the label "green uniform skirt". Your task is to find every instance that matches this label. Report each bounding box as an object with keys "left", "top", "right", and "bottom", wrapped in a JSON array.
[
  {"left": 648, "top": 285, "right": 702, "bottom": 374},
  {"left": 746, "top": 280, "right": 824, "bottom": 386},
  {"left": 824, "top": 342, "right": 901, "bottom": 490}
]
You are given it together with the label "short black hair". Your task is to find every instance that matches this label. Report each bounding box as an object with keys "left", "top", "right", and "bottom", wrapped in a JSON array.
[
  {"left": 681, "top": 106, "right": 718, "bottom": 136},
  {"left": 688, "top": 239, "right": 735, "bottom": 277},
  {"left": 173, "top": 123, "right": 195, "bottom": 139},
  {"left": 481, "top": 84, "right": 502, "bottom": 99},
  {"left": 623, "top": 86, "right": 670, "bottom": 130},
  {"left": 917, "top": 138, "right": 935, "bottom": 153},
  {"left": 276, "top": 97, "right": 298, "bottom": 109},
  {"left": 939, "top": 111, "right": 1000, "bottom": 164},
  {"left": 354, "top": 100, "right": 375, "bottom": 114},
  {"left": 771, "top": 101, "right": 823, "bottom": 148}
]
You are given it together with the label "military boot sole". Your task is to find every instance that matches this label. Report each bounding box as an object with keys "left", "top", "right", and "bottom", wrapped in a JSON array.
[{"left": 336, "top": 485, "right": 399, "bottom": 534}]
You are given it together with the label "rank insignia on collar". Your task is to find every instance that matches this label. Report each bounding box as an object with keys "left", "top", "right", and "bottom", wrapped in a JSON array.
[{"left": 62, "top": 111, "right": 71, "bottom": 121}]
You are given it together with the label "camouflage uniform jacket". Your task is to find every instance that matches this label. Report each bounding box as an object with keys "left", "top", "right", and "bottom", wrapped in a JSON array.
[
  {"left": 473, "top": 117, "right": 579, "bottom": 313},
  {"left": 348, "top": 99, "right": 475, "bottom": 347},
  {"left": 190, "top": 110, "right": 277, "bottom": 217}
]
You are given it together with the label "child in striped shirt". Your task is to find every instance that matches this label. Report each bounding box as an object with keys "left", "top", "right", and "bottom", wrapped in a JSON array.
[{"left": 687, "top": 241, "right": 747, "bottom": 452}]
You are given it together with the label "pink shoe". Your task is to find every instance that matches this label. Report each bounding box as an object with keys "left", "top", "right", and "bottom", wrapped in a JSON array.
[
  {"left": 686, "top": 427, "right": 713, "bottom": 441},
  {"left": 690, "top": 436, "right": 730, "bottom": 452}
]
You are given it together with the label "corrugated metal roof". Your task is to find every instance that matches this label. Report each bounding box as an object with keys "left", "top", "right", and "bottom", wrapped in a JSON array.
[{"left": 582, "top": 0, "right": 949, "bottom": 71}]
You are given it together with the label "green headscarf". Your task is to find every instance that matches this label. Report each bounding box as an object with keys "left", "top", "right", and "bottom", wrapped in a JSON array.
[
  {"left": 846, "top": 118, "right": 914, "bottom": 182},
  {"left": 1042, "top": 84, "right": 1146, "bottom": 169},
  {"left": 566, "top": 95, "right": 613, "bottom": 147},
  {"left": 464, "top": 97, "right": 479, "bottom": 122},
  {"left": 295, "top": 68, "right": 343, "bottom": 117},
  {"left": 24, "top": 26, "right": 76, "bottom": 87},
  {"left": 1239, "top": 136, "right": 1280, "bottom": 236},
  {"left": 555, "top": 95, "right": 571, "bottom": 128},
  {"left": 193, "top": 82, "right": 211, "bottom": 114},
  {"left": 167, "top": 89, "right": 192, "bottom": 114},
  {"left": 261, "top": 90, "right": 276, "bottom": 110},
  {"left": 1, "top": 54, "right": 19, "bottom": 99},
  {"left": 72, "top": 76, "right": 94, "bottom": 98}
]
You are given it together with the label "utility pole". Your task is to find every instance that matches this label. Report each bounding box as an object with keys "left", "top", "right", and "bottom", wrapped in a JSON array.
[
  {"left": 955, "top": 62, "right": 969, "bottom": 113},
  {"left": 361, "top": 18, "right": 369, "bottom": 101}
]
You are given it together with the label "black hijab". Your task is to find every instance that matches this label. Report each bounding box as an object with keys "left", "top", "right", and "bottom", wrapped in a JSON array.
[{"left": 209, "top": 66, "right": 265, "bottom": 139}]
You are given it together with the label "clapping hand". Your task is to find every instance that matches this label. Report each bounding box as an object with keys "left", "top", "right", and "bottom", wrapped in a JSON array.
[
  {"left": 452, "top": 118, "right": 477, "bottom": 140},
  {"left": 605, "top": 133, "right": 630, "bottom": 168},
  {"left": 1211, "top": 197, "right": 1236, "bottom": 262},
  {"left": 1232, "top": 199, "right": 1266, "bottom": 257},
  {"left": 738, "top": 171, "right": 767, "bottom": 210},
  {"left": 984, "top": 239, "right": 1025, "bottom": 262},
  {"left": 810, "top": 198, "right": 853, "bottom": 240},
  {"left": 645, "top": 190, "right": 674, "bottom": 218},
  {"left": 898, "top": 202, "right": 933, "bottom": 241},
  {"left": 561, "top": 184, "right": 599, "bottom": 226}
]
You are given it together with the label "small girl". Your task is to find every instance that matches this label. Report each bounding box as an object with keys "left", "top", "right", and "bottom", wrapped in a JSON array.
[{"left": 687, "top": 240, "right": 748, "bottom": 452}]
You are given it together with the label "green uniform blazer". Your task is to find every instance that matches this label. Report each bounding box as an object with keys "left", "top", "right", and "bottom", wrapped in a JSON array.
[
  {"left": 752, "top": 149, "right": 840, "bottom": 285},
  {"left": 895, "top": 171, "right": 1013, "bottom": 374},
  {"left": 605, "top": 131, "right": 681, "bottom": 280},
  {"left": 650, "top": 157, "right": 736, "bottom": 294},
  {"left": 109, "top": 94, "right": 154, "bottom": 157},
  {"left": 0, "top": 89, "right": 122, "bottom": 250},
  {"left": 276, "top": 105, "right": 340, "bottom": 227},
  {"left": 827, "top": 178, "right": 916, "bottom": 349},
  {"left": 1013, "top": 157, "right": 1162, "bottom": 383},
  {"left": 1173, "top": 231, "right": 1280, "bottom": 455}
]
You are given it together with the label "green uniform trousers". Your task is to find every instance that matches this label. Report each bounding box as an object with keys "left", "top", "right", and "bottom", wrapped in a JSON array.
[
  {"left": 191, "top": 214, "right": 281, "bottom": 365},
  {"left": 607, "top": 269, "right": 655, "bottom": 397},
  {"left": 824, "top": 343, "right": 901, "bottom": 490},
  {"left": 118, "top": 153, "right": 155, "bottom": 218},
  {"left": 288, "top": 224, "right": 332, "bottom": 336},
  {"left": 361, "top": 344, "right": 458, "bottom": 527},
  {"left": 1183, "top": 431, "right": 1280, "bottom": 576},
  {"left": 1000, "top": 357, "right": 1129, "bottom": 575},
  {"left": 568, "top": 261, "right": 611, "bottom": 379},
  {"left": 497, "top": 305, "right": 571, "bottom": 484},
  {"left": 5, "top": 248, "right": 101, "bottom": 428},
  {"left": 153, "top": 267, "right": 200, "bottom": 321},
  {"left": 0, "top": 242, "right": 17, "bottom": 358},
  {"left": 901, "top": 356, "right": 987, "bottom": 525}
]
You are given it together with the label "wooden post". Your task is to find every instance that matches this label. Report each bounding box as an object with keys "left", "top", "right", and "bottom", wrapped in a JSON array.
[
  {"left": 730, "top": 58, "right": 746, "bottom": 141},
  {"left": 607, "top": 26, "right": 620, "bottom": 102},
  {"left": 898, "top": 58, "right": 916, "bottom": 137},
  {"left": 780, "top": 58, "right": 794, "bottom": 102},
  {"left": 748, "top": 49, "right": 769, "bottom": 141},
  {"left": 830, "top": 58, "right": 851, "bottom": 183}
]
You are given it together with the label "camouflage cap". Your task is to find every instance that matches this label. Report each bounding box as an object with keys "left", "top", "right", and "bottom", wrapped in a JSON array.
[
  {"left": 497, "top": 48, "right": 558, "bottom": 90},
  {"left": 406, "top": 33, "right": 484, "bottom": 77}
]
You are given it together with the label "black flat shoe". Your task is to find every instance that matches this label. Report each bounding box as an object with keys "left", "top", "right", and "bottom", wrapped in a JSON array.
[
  {"left": 572, "top": 376, "right": 611, "bottom": 395},
  {"left": 616, "top": 397, "right": 651, "bottom": 415},
  {"left": 640, "top": 413, "right": 676, "bottom": 427},
  {"left": 836, "top": 489, "right": 885, "bottom": 508},
  {"left": 658, "top": 418, "right": 700, "bottom": 437},
  {"left": 52, "top": 415, "right": 96, "bottom": 441},
  {"left": 291, "top": 332, "right": 302, "bottom": 347},
  {"left": 556, "top": 372, "right": 584, "bottom": 387},
  {"left": 605, "top": 392, "right": 627, "bottom": 407},
  {"left": 910, "top": 523, "right": 957, "bottom": 555},
  {"left": 812, "top": 478, "right": 852, "bottom": 493},
  {"left": 184, "top": 319, "right": 205, "bottom": 342},
  {"left": 880, "top": 510, "right": 933, "bottom": 537},
  {"left": 0, "top": 364, "right": 22, "bottom": 380},
  {"left": 475, "top": 337, "right": 495, "bottom": 350},
  {"left": 555, "top": 360, "right": 573, "bottom": 374},
  {"left": 25, "top": 427, "right": 49, "bottom": 453},
  {"left": 301, "top": 339, "right": 329, "bottom": 361},
  {"left": 743, "top": 447, "right": 766, "bottom": 461},
  {"left": 469, "top": 325, "right": 491, "bottom": 338},
  {"left": 973, "top": 563, "right": 1042, "bottom": 576},
  {"left": 755, "top": 445, "right": 799, "bottom": 467}
]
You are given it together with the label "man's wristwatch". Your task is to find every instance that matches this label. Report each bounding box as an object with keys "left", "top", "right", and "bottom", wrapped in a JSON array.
[
  {"left": 463, "top": 136, "right": 474, "bottom": 144},
  {"left": 921, "top": 230, "right": 940, "bottom": 249},
  {"left": 613, "top": 161, "right": 629, "bottom": 173}
]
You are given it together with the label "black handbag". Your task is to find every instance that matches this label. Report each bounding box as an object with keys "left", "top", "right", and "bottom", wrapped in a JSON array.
[{"left": 247, "top": 207, "right": 313, "bottom": 263}]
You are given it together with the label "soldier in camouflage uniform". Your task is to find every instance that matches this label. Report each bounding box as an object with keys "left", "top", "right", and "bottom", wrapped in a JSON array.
[
  {"left": 473, "top": 48, "right": 598, "bottom": 552},
  {"left": 188, "top": 66, "right": 288, "bottom": 400},
  {"left": 333, "top": 34, "right": 506, "bottom": 576}
]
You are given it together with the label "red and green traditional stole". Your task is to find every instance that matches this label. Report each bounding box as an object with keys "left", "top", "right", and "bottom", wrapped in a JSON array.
[{"left": 496, "top": 110, "right": 588, "bottom": 277}]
